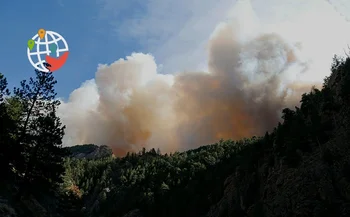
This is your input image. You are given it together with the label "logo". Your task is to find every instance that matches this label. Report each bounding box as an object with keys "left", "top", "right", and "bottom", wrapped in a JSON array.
[{"left": 27, "top": 28, "right": 69, "bottom": 73}]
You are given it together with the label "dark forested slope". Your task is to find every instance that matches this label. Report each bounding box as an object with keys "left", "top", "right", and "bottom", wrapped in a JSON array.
[
  {"left": 1, "top": 55, "right": 350, "bottom": 217},
  {"left": 207, "top": 57, "right": 350, "bottom": 217},
  {"left": 60, "top": 55, "right": 350, "bottom": 217}
]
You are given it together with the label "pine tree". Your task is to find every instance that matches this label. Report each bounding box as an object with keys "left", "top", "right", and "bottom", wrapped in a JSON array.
[
  {"left": 13, "top": 69, "right": 68, "bottom": 195},
  {"left": 0, "top": 73, "right": 17, "bottom": 179}
]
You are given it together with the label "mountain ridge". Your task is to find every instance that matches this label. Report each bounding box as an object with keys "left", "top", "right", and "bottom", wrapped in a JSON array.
[{"left": 65, "top": 144, "right": 113, "bottom": 159}]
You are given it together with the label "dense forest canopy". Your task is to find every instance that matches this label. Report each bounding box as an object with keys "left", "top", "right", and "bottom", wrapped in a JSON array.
[{"left": 1, "top": 54, "right": 350, "bottom": 217}]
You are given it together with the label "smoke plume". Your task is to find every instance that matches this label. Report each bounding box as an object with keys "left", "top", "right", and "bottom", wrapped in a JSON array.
[{"left": 58, "top": 0, "right": 350, "bottom": 156}]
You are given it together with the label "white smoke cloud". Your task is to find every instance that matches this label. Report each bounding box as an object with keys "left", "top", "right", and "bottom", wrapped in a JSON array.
[{"left": 58, "top": 0, "right": 350, "bottom": 155}]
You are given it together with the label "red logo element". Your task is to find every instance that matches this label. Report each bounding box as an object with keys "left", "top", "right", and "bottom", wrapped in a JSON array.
[{"left": 45, "top": 51, "right": 69, "bottom": 72}]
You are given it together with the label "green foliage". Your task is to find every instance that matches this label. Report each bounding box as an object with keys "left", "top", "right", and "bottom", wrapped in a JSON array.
[
  {"left": 60, "top": 138, "right": 259, "bottom": 217},
  {"left": 0, "top": 70, "right": 68, "bottom": 216},
  {"left": 0, "top": 203, "right": 17, "bottom": 217},
  {"left": 0, "top": 73, "right": 19, "bottom": 179},
  {"left": 12, "top": 70, "right": 67, "bottom": 194}
]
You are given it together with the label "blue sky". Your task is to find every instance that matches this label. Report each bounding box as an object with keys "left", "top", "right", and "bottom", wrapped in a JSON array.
[
  {"left": 3, "top": 0, "right": 349, "bottom": 101},
  {"left": 0, "top": 0, "right": 238, "bottom": 100},
  {"left": 0, "top": 0, "right": 147, "bottom": 99}
]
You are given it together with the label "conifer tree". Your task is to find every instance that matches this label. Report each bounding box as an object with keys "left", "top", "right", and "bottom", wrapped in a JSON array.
[
  {"left": 0, "top": 73, "right": 16, "bottom": 179},
  {"left": 13, "top": 68, "right": 67, "bottom": 195}
]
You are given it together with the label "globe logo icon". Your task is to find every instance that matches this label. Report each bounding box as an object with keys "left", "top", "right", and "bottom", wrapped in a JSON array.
[{"left": 27, "top": 29, "right": 69, "bottom": 73}]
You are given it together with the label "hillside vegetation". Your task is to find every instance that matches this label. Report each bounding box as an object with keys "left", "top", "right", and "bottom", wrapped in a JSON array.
[{"left": 1, "top": 54, "right": 350, "bottom": 217}]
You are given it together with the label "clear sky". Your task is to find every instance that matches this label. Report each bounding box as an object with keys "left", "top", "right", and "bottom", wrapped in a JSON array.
[{"left": 0, "top": 0, "right": 146, "bottom": 98}]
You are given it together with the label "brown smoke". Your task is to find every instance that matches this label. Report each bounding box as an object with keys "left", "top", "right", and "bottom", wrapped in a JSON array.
[
  {"left": 171, "top": 28, "right": 309, "bottom": 151},
  {"left": 58, "top": 26, "right": 317, "bottom": 156},
  {"left": 57, "top": 2, "right": 334, "bottom": 156}
]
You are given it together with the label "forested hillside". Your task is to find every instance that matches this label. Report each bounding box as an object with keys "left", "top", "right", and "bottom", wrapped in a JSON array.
[
  {"left": 1, "top": 54, "right": 350, "bottom": 217},
  {"left": 65, "top": 144, "right": 113, "bottom": 159}
]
